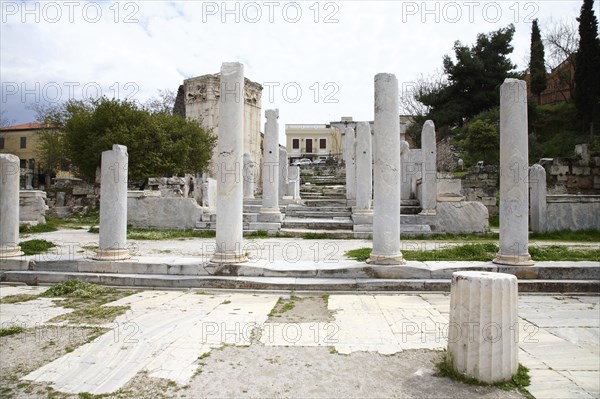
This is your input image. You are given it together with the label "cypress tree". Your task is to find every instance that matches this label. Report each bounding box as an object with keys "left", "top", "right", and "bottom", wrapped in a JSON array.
[
  {"left": 574, "top": 0, "right": 600, "bottom": 134},
  {"left": 529, "top": 19, "right": 547, "bottom": 105}
]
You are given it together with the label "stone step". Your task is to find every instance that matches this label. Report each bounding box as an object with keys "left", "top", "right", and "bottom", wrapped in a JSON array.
[
  {"left": 278, "top": 228, "right": 355, "bottom": 239},
  {"left": 201, "top": 213, "right": 259, "bottom": 223},
  {"left": 2, "top": 271, "right": 597, "bottom": 292},
  {"left": 242, "top": 205, "right": 285, "bottom": 213},
  {"left": 303, "top": 199, "right": 349, "bottom": 207},
  {"left": 285, "top": 211, "right": 352, "bottom": 219},
  {"left": 282, "top": 217, "right": 354, "bottom": 230}
]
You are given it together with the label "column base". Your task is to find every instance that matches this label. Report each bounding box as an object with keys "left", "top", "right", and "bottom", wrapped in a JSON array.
[
  {"left": 419, "top": 209, "right": 437, "bottom": 216},
  {"left": 210, "top": 252, "right": 248, "bottom": 264},
  {"left": 93, "top": 248, "right": 131, "bottom": 261},
  {"left": 258, "top": 210, "right": 283, "bottom": 223},
  {"left": 0, "top": 246, "right": 24, "bottom": 259},
  {"left": 493, "top": 253, "right": 535, "bottom": 266},
  {"left": 367, "top": 253, "right": 406, "bottom": 265}
]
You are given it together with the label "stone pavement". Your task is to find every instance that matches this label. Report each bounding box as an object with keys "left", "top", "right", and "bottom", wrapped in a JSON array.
[{"left": 1, "top": 285, "right": 598, "bottom": 398}]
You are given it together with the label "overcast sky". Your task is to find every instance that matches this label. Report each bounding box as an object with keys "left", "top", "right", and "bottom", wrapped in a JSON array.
[{"left": 0, "top": 0, "right": 585, "bottom": 144}]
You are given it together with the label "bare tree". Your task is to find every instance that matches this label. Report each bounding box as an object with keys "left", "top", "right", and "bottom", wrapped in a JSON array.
[
  {"left": 144, "top": 89, "right": 176, "bottom": 114},
  {"left": 544, "top": 18, "right": 579, "bottom": 69},
  {"left": 0, "top": 109, "right": 14, "bottom": 128},
  {"left": 399, "top": 71, "right": 446, "bottom": 117}
]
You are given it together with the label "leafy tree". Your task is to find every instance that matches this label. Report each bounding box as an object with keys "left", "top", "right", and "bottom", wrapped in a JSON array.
[
  {"left": 574, "top": 0, "right": 600, "bottom": 134},
  {"left": 417, "top": 25, "right": 516, "bottom": 128},
  {"left": 461, "top": 119, "right": 499, "bottom": 165},
  {"left": 530, "top": 19, "right": 548, "bottom": 104},
  {"left": 63, "top": 97, "right": 216, "bottom": 181}
]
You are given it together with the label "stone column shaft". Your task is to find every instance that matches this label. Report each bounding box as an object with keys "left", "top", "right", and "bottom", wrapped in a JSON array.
[
  {"left": 448, "top": 271, "right": 518, "bottom": 383},
  {"left": 344, "top": 126, "right": 356, "bottom": 201},
  {"left": 529, "top": 164, "right": 547, "bottom": 233},
  {"left": 368, "top": 73, "right": 404, "bottom": 265},
  {"left": 95, "top": 144, "right": 130, "bottom": 260},
  {"left": 494, "top": 79, "right": 533, "bottom": 266},
  {"left": 279, "top": 147, "right": 288, "bottom": 199},
  {"left": 259, "top": 109, "right": 283, "bottom": 225},
  {"left": 400, "top": 141, "right": 412, "bottom": 200},
  {"left": 355, "top": 122, "right": 372, "bottom": 211},
  {"left": 420, "top": 120, "right": 437, "bottom": 214},
  {"left": 243, "top": 153, "right": 255, "bottom": 199},
  {"left": 0, "top": 154, "right": 24, "bottom": 258},
  {"left": 212, "top": 62, "right": 247, "bottom": 263},
  {"left": 287, "top": 166, "right": 301, "bottom": 200}
]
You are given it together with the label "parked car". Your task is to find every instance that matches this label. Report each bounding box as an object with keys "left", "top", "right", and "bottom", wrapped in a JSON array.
[
  {"left": 312, "top": 158, "right": 326, "bottom": 165},
  {"left": 292, "top": 158, "right": 312, "bottom": 166}
]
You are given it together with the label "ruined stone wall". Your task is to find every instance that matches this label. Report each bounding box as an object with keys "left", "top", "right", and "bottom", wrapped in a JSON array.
[
  {"left": 182, "top": 73, "right": 263, "bottom": 184},
  {"left": 460, "top": 165, "right": 499, "bottom": 216}
]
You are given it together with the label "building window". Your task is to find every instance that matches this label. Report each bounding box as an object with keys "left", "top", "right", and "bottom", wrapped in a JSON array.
[
  {"left": 292, "top": 138, "right": 300, "bottom": 151},
  {"left": 20, "top": 159, "right": 26, "bottom": 169},
  {"left": 20, "top": 137, "right": 26, "bottom": 149},
  {"left": 0, "top": 137, "right": 4, "bottom": 149},
  {"left": 319, "top": 138, "right": 327, "bottom": 149}
]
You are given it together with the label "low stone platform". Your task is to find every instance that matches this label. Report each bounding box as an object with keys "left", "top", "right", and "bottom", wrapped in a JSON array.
[{"left": 1, "top": 257, "right": 598, "bottom": 292}]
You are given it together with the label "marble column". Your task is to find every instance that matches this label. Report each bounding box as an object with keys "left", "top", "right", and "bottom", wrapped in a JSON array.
[
  {"left": 279, "top": 147, "right": 288, "bottom": 200},
  {"left": 494, "top": 79, "right": 534, "bottom": 266},
  {"left": 258, "top": 109, "right": 283, "bottom": 225},
  {"left": 243, "top": 153, "right": 255, "bottom": 199},
  {"left": 211, "top": 62, "right": 247, "bottom": 264},
  {"left": 354, "top": 121, "right": 373, "bottom": 212},
  {"left": 400, "top": 140, "right": 412, "bottom": 200},
  {"left": 448, "top": 271, "right": 518, "bottom": 383},
  {"left": 287, "top": 166, "right": 301, "bottom": 200},
  {"left": 368, "top": 73, "right": 404, "bottom": 265},
  {"left": 529, "top": 164, "right": 547, "bottom": 233},
  {"left": 95, "top": 144, "right": 130, "bottom": 260},
  {"left": 420, "top": 120, "right": 437, "bottom": 215},
  {"left": 0, "top": 154, "right": 24, "bottom": 258},
  {"left": 343, "top": 126, "right": 356, "bottom": 202}
]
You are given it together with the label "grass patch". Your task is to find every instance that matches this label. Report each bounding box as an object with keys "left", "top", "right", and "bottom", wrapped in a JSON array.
[
  {"left": 303, "top": 232, "right": 336, "bottom": 239},
  {"left": 346, "top": 243, "right": 599, "bottom": 262},
  {"left": 268, "top": 295, "right": 301, "bottom": 317},
  {"left": 51, "top": 305, "right": 130, "bottom": 324},
  {"left": 40, "top": 281, "right": 136, "bottom": 324},
  {"left": 436, "top": 354, "right": 531, "bottom": 397},
  {"left": 246, "top": 230, "right": 269, "bottom": 238},
  {"left": 409, "top": 232, "right": 498, "bottom": 242},
  {"left": 19, "top": 222, "right": 58, "bottom": 235},
  {"left": 530, "top": 229, "right": 600, "bottom": 242},
  {"left": 529, "top": 245, "right": 600, "bottom": 261},
  {"left": 127, "top": 228, "right": 215, "bottom": 240},
  {"left": 0, "top": 293, "right": 41, "bottom": 304},
  {"left": 20, "top": 239, "right": 55, "bottom": 255},
  {"left": 0, "top": 325, "right": 25, "bottom": 337}
]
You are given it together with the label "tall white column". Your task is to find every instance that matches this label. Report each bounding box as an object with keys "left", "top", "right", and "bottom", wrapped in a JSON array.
[
  {"left": 368, "top": 73, "right": 404, "bottom": 265},
  {"left": 95, "top": 144, "right": 130, "bottom": 260},
  {"left": 259, "top": 109, "right": 283, "bottom": 224},
  {"left": 420, "top": 120, "right": 437, "bottom": 214},
  {"left": 279, "top": 147, "right": 288, "bottom": 199},
  {"left": 400, "top": 140, "right": 412, "bottom": 200},
  {"left": 211, "top": 62, "right": 247, "bottom": 264},
  {"left": 343, "top": 126, "right": 356, "bottom": 202},
  {"left": 243, "top": 153, "right": 255, "bottom": 199},
  {"left": 529, "top": 164, "right": 547, "bottom": 233},
  {"left": 355, "top": 121, "right": 372, "bottom": 211},
  {"left": 448, "top": 271, "right": 518, "bottom": 383},
  {"left": 0, "top": 154, "right": 24, "bottom": 258},
  {"left": 494, "top": 79, "right": 534, "bottom": 266},
  {"left": 287, "top": 166, "right": 301, "bottom": 200}
]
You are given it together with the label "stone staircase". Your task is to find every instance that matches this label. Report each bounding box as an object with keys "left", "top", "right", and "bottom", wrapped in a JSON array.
[{"left": 194, "top": 168, "right": 435, "bottom": 238}]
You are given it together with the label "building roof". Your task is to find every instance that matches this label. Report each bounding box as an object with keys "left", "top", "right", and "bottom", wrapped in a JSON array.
[{"left": 0, "top": 122, "right": 49, "bottom": 131}]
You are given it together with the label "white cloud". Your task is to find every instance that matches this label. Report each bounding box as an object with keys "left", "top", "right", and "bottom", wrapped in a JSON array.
[{"left": 0, "top": 0, "right": 582, "bottom": 143}]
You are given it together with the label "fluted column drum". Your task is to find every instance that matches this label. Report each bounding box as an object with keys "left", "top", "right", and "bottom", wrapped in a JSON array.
[{"left": 448, "top": 271, "right": 518, "bottom": 383}]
